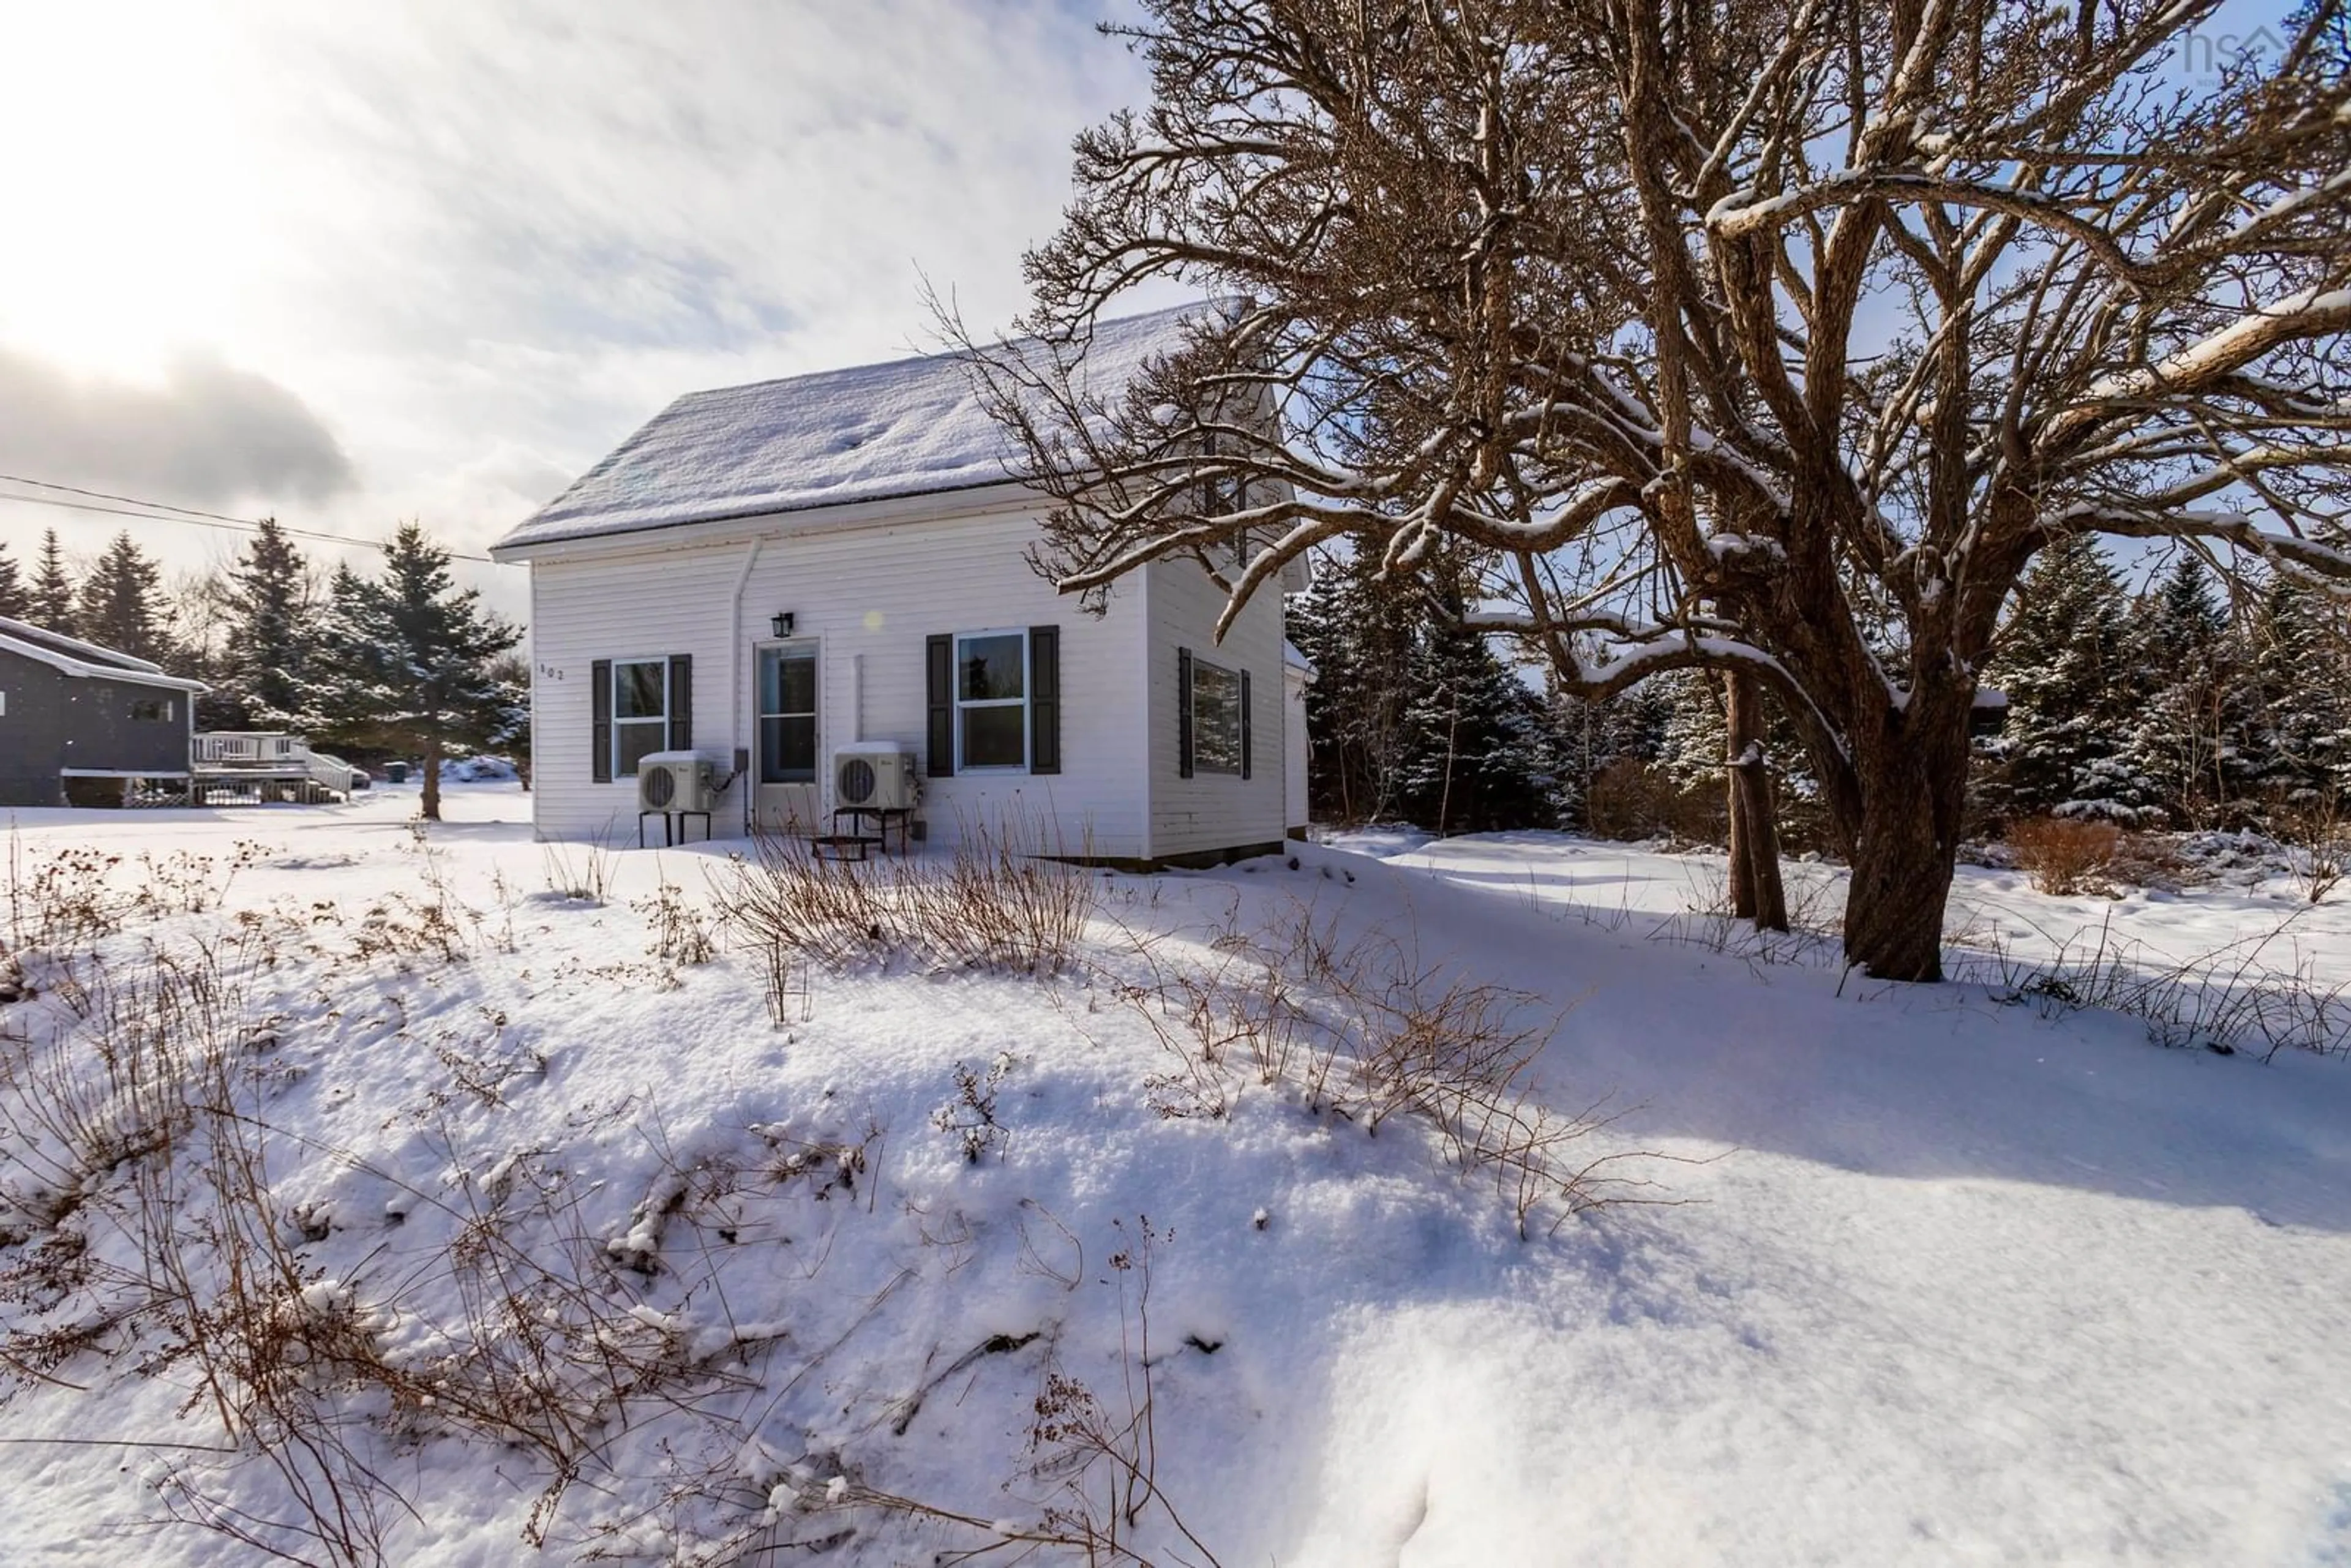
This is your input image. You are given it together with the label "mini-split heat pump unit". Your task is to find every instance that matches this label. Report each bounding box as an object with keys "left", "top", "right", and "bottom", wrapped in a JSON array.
[
  {"left": 831, "top": 748, "right": 920, "bottom": 812},
  {"left": 637, "top": 756, "right": 717, "bottom": 813}
]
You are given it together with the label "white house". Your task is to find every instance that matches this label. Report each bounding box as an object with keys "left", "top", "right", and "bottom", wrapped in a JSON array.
[{"left": 490, "top": 305, "right": 1307, "bottom": 866}]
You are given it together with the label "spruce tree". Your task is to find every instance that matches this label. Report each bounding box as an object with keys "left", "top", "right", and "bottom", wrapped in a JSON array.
[
  {"left": 1548, "top": 677, "right": 1668, "bottom": 829},
  {"left": 1392, "top": 579, "right": 1559, "bottom": 835},
  {"left": 211, "top": 518, "right": 312, "bottom": 730},
  {"left": 1285, "top": 550, "right": 1419, "bottom": 823},
  {"left": 482, "top": 651, "right": 533, "bottom": 789},
  {"left": 2238, "top": 576, "right": 2351, "bottom": 812},
  {"left": 2118, "top": 557, "right": 2241, "bottom": 824},
  {"left": 310, "top": 524, "right": 520, "bottom": 820},
  {"left": 1979, "top": 535, "right": 2150, "bottom": 823},
  {"left": 28, "top": 530, "right": 76, "bottom": 635},
  {"left": 0, "top": 540, "right": 24, "bottom": 620},
  {"left": 74, "top": 531, "right": 170, "bottom": 662},
  {"left": 1644, "top": 668, "right": 1824, "bottom": 855},
  {"left": 1655, "top": 671, "right": 1730, "bottom": 798}
]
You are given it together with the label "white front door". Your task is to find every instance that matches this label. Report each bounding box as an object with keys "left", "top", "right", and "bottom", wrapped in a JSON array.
[{"left": 754, "top": 641, "right": 821, "bottom": 832}]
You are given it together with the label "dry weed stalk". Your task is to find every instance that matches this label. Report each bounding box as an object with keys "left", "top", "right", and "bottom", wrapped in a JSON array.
[
  {"left": 1093, "top": 899, "right": 1664, "bottom": 1236},
  {"left": 2274, "top": 796, "right": 2348, "bottom": 906},
  {"left": 541, "top": 830, "right": 618, "bottom": 903},
  {"left": 850, "top": 1217, "right": 1222, "bottom": 1568},
  {"left": 636, "top": 875, "right": 718, "bottom": 966},
  {"left": 1956, "top": 908, "right": 2351, "bottom": 1060},
  {"left": 708, "top": 812, "right": 1095, "bottom": 978},
  {"left": 0, "top": 912, "right": 834, "bottom": 1565}
]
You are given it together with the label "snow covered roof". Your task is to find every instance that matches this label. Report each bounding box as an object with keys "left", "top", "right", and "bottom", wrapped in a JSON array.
[
  {"left": 493, "top": 304, "right": 1209, "bottom": 555},
  {"left": 1283, "top": 639, "right": 1317, "bottom": 680},
  {"left": 0, "top": 615, "right": 208, "bottom": 692}
]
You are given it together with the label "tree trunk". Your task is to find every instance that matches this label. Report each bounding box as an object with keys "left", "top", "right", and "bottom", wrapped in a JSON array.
[
  {"left": 421, "top": 733, "right": 443, "bottom": 822},
  {"left": 1841, "top": 710, "right": 1971, "bottom": 980},
  {"left": 1724, "top": 671, "right": 1789, "bottom": 931}
]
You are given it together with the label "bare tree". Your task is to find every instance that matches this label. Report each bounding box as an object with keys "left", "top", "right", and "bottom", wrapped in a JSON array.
[{"left": 961, "top": 0, "right": 2351, "bottom": 978}]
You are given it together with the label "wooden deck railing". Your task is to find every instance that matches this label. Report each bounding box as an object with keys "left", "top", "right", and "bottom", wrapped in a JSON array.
[
  {"left": 190, "top": 732, "right": 361, "bottom": 801},
  {"left": 194, "top": 732, "right": 306, "bottom": 765}
]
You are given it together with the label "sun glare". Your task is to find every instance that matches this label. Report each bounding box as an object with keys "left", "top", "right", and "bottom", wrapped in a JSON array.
[{"left": 0, "top": 6, "right": 260, "bottom": 378}]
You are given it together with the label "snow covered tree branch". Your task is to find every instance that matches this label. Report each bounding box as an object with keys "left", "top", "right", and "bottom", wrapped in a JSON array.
[{"left": 963, "top": 0, "right": 2351, "bottom": 979}]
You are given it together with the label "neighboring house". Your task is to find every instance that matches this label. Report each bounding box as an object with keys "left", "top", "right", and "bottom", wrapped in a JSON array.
[
  {"left": 490, "top": 305, "right": 1307, "bottom": 866},
  {"left": 0, "top": 615, "right": 206, "bottom": 807}
]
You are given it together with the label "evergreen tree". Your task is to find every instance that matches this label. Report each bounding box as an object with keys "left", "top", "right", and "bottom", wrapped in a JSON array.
[
  {"left": 1548, "top": 676, "right": 1668, "bottom": 828},
  {"left": 309, "top": 525, "right": 520, "bottom": 821},
  {"left": 482, "top": 651, "right": 534, "bottom": 789},
  {"left": 0, "top": 539, "right": 24, "bottom": 619},
  {"left": 1285, "top": 550, "right": 1419, "bottom": 823},
  {"left": 208, "top": 518, "right": 312, "bottom": 730},
  {"left": 1641, "top": 667, "right": 1827, "bottom": 850},
  {"left": 2237, "top": 576, "right": 2351, "bottom": 811},
  {"left": 74, "top": 531, "right": 170, "bottom": 662},
  {"left": 1978, "top": 535, "right": 2151, "bottom": 822},
  {"left": 2118, "top": 557, "right": 2243, "bottom": 825},
  {"left": 28, "top": 530, "right": 76, "bottom": 634},
  {"left": 1655, "top": 670, "right": 1730, "bottom": 798},
  {"left": 1391, "top": 579, "right": 1559, "bottom": 835}
]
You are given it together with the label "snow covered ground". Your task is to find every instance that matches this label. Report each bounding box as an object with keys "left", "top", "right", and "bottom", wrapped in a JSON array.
[{"left": 2, "top": 793, "right": 2348, "bottom": 1566}]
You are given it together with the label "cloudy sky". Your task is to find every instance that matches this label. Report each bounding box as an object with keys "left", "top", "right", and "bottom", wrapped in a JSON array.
[{"left": 0, "top": 1, "right": 1152, "bottom": 618}]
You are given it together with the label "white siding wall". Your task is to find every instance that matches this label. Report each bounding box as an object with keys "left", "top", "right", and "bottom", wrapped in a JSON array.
[
  {"left": 526, "top": 506, "right": 1152, "bottom": 857},
  {"left": 1144, "top": 555, "right": 1288, "bottom": 859},
  {"left": 528, "top": 546, "right": 744, "bottom": 846}
]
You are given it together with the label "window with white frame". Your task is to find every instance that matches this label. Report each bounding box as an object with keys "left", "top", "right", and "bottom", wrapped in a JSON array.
[
  {"left": 129, "top": 697, "right": 176, "bottom": 722},
  {"left": 757, "top": 644, "right": 818, "bottom": 783},
  {"left": 612, "top": 658, "right": 670, "bottom": 776},
  {"left": 1190, "top": 657, "right": 1243, "bottom": 775},
  {"left": 955, "top": 629, "right": 1028, "bottom": 770}
]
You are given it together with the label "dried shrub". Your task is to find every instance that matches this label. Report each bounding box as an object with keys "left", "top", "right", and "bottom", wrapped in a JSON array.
[
  {"left": 2273, "top": 796, "right": 2348, "bottom": 905},
  {"left": 6, "top": 838, "right": 126, "bottom": 951},
  {"left": 1958, "top": 912, "right": 2351, "bottom": 1060},
  {"left": 934, "top": 1056, "right": 1011, "bottom": 1163},
  {"left": 634, "top": 879, "right": 716, "bottom": 966},
  {"left": 541, "top": 834, "right": 617, "bottom": 903},
  {"left": 0, "top": 942, "right": 819, "bottom": 1564},
  {"left": 2004, "top": 817, "right": 2122, "bottom": 896},
  {"left": 1584, "top": 757, "right": 1723, "bottom": 844},
  {"left": 708, "top": 814, "right": 1094, "bottom": 978},
  {"left": 1095, "top": 902, "right": 1666, "bottom": 1236}
]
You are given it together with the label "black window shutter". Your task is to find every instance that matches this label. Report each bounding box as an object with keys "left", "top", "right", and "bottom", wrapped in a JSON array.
[
  {"left": 591, "top": 659, "right": 612, "bottom": 782},
  {"left": 668, "top": 653, "right": 692, "bottom": 752},
  {"left": 1029, "top": 626, "right": 1060, "bottom": 775},
  {"left": 925, "top": 634, "right": 954, "bottom": 777},
  {"left": 1176, "top": 647, "right": 1194, "bottom": 779},
  {"left": 1240, "top": 667, "right": 1253, "bottom": 780}
]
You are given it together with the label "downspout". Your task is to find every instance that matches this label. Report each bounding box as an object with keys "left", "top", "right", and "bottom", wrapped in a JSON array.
[{"left": 730, "top": 536, "right": 767, "bottom": 836}]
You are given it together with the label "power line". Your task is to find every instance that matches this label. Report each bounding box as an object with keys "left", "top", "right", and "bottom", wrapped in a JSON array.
[
  {"left": 0, "top": 473, "right": 275, "bottom": 528},
  {"left": 0, "top": 472, "right": 510, "bottom": 565}
]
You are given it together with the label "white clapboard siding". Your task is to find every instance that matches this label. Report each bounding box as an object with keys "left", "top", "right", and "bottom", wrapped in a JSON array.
[
  {"left": 528, "top": 546, "right": 744, "bottom": 846},
  {"left": 1144, "top": 553, "right": 1288, "bottom": 859},
  {"left": 526, "top": 503, "right": 1151, "bottom": 857}
]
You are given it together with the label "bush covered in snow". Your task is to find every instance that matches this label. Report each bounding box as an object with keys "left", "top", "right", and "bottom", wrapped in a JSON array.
[{"left": 438, "top": 753, "right": 521, "bottom": 782}]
